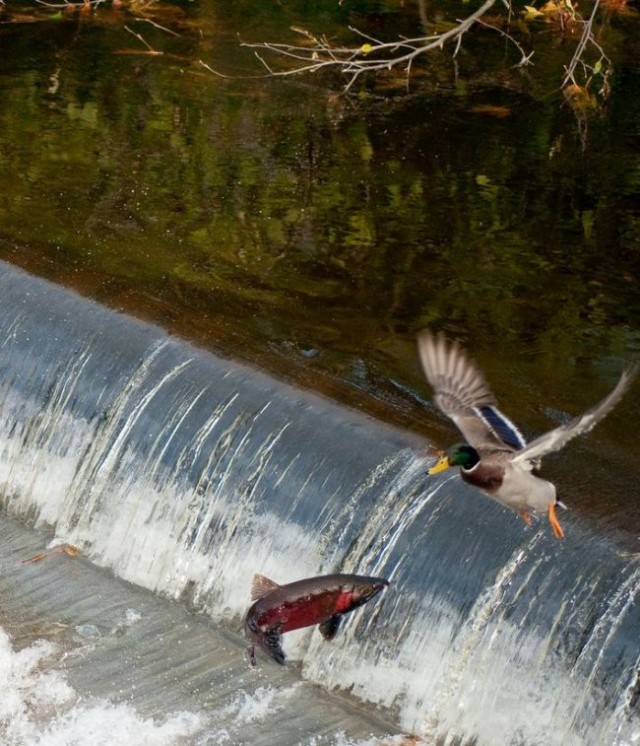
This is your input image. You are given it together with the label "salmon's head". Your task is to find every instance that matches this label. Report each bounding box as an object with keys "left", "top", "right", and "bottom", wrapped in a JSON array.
[{"left": 334, "top": 576, "right": 389, "bottom": 614}]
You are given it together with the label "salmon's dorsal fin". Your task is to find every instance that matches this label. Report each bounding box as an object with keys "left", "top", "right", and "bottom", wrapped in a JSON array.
[{"left": 251, "top": 573, "right": 280, "bottom": 601}]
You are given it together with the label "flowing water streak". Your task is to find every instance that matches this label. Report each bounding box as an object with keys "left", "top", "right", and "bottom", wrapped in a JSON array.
[
  {"left": 423, "top": 537, "right": 545, "bottom": 732},
  {"left": 567, "top": 562, "right": 640, "bottom": 743},
  {"left": 67, "top": 342, "right": 193, "bottom": 527},
  {"left": 342, "top": 462, "right": 457, "bottom": 582}
]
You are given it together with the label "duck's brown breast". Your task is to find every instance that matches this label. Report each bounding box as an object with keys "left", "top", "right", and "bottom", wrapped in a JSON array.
[{"left": 460, "top": 463, "right": 504, "bottom": 494}]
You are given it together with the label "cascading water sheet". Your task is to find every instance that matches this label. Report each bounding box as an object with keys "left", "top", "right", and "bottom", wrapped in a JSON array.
[{"left": 0, "top": 261, "right": 638, "bottom": 745}]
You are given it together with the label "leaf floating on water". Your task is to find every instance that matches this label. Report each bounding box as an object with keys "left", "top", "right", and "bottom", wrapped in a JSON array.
[
  {"left": 599, "top": 0, "right": 635, "bottom": 13},
  {"left": 522, "top": 5, "right": 545, "bottom": 20},
  {"left": 290, "top": 26, "right": 319, "bottom": 45},
  {"left": 469, "top": 104, "right": 512, "bottom": 118},
  {"left": 425, "top": 444, "right": 443, "bottom": 458},
  {"left": 563, "top": 84, "right": 597, "bottom": 115},
  {"left": 21, "top": 544, "right": 80, "bottom": 564},
  {"left": 113, "top": 48, "right": 165, "bottom": 57},
  {"left": 538, "top": 0, "right": 579, "bottom": 26}
]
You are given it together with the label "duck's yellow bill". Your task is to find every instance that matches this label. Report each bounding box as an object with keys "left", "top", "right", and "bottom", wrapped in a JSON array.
[{"left": 428, "top": 454, "right": 451, "bottom": 475}]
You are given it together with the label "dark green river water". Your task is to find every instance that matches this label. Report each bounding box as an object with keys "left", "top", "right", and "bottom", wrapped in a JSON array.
[{"left": 1, "top": 0, "right": 639, "bottom": 526}]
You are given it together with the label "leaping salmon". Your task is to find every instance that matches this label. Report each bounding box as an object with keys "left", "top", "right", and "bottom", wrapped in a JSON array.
[{"left": 245, "top": 572, "right": 389, "bottom": 665}]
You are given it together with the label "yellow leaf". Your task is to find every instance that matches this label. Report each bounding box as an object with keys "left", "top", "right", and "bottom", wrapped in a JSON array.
[
  {"left": 540, "top": 1, "right": 560, "bottom": 15},
  {"left": 360, "top": 43, "right": 373, "bottom": 55},
  {"left": 522, "top": 4, "right": 545, "bottom": 19}
]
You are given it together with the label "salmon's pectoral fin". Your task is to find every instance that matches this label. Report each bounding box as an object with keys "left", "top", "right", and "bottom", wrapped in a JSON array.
[
  {"left": 319, "top": 614, "right": 342, "bottom": 641},
  {"left": 263, "top": 625, "right": 286, "bottom": 664}
]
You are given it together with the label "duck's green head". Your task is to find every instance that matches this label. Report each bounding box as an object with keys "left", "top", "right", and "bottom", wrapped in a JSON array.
[{"left": 428, "top": 444, "right": 479, "bottom": 474}]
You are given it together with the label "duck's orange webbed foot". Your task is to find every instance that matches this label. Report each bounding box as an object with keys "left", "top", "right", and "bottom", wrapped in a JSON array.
[
  {"left": 548, "top": 503, "right": 565, "bottom": 539},
  {"left": 518, "top": 511, "right": 533, "bottom": 527}
]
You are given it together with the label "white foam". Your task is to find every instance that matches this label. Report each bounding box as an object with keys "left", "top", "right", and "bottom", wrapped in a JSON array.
[
  {"left": 221, "top": 685, "right": 284, "bottom": 724},
  {"left": 0, "top": 626, "right": 206, "bottom": 746}
]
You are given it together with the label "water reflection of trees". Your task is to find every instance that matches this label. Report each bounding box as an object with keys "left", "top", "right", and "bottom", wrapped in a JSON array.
[{"left": 0, "top": 2, "right": 638, "bottom": 428}]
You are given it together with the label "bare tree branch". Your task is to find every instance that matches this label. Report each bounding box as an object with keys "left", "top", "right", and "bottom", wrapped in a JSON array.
[
  {"left": 199, "top": 0, "right": 615, "bottom": 109},
  {"left": 239, "top": 0, "right": 501, "bottom": 91},
  {"left": 562, "top": 0, "right": 611, "bottom": 88}
]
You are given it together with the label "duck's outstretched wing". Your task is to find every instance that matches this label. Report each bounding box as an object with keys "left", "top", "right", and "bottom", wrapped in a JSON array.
[
  {"left": 511, "top": 366, "right": 637, "bottom": 467},
  {"left": 417, "top": 330, "right": 526, "bottom": 451}
]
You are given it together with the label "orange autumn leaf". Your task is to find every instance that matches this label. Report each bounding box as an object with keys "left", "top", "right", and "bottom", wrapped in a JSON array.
[
  {"left": 469, "top": 104, "right": 512, "bottom": 118},
  {"left": 21, "top": 544, "right": 80, "bottom": 564}
]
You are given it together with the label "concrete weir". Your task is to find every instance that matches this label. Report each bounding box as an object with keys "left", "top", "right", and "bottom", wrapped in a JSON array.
[{"left": 0, "top": 261, "right": 638, "bottom": 745}]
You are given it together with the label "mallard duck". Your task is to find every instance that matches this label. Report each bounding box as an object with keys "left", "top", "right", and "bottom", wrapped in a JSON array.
[{"left": 417, "top": 330, "right": 637, "bottom": 538}]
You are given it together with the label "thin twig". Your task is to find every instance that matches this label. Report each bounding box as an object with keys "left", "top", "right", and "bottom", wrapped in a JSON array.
[
  {"left": 563, "top": 0, "right": 609, "bottom": 87},
  {"left": 124, "top": 24, "right": 163, "bottom": 55},
  {"left": 198, "top": 58, "right": 273, "bottom": 81},
  {"left": 476, "top": 17, "right": 534, "bottom": 67},
  {"left": 34, "top": 0, "right": 104, "bottom": 7},
  {"left": 137, "top": 17, "right": 181, "bottom": 38}
]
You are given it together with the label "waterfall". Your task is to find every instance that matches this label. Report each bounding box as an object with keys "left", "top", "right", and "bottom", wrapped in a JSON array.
[{"left": 0, "top": 261, "right": 637, "bottom": 745}]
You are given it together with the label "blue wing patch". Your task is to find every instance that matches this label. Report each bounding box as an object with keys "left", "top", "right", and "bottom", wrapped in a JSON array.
[{"left": 475, "top": 405, "right": 527, "bottom": 449}]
